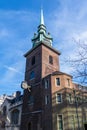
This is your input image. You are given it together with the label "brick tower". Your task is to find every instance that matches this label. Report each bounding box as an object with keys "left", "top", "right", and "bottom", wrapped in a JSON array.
[
  {"left": 20, "top": 9, "right": 60, "bottom": 130},
  {"left": 21, "top": 10, "right": 60, "bottom": 130}
]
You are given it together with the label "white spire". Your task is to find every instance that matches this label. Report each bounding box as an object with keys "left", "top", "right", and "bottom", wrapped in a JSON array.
[{"left": 40, "top": 8, "right": 44, "bottom": 25}]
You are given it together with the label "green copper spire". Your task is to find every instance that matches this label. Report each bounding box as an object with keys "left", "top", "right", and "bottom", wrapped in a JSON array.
[
  {"left": 32, "top": 9, "right": 53, "bottom": 48},
  {"left": 40, "top": 8, "right": 44, "bottom": 25}
]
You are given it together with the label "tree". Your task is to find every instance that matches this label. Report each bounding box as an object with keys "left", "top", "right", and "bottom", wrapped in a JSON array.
[{"left": 67, "top": 40, "right": 87, "bottom": 85}]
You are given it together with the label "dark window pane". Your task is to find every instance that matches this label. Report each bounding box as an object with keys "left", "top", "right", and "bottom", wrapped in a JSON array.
[
  {"left": 28, "top": 122, "right": 32, "bottom": 130},
  {"left": 49, "top": 55, "right": 53, "bottom": 64},
  {"left": 45, "top": 95, "right": 50, "bottom": 104},
  {"left": 32, "top": 56, "right": 35, "bottom": 65},
  {"left": 11, "top": 109, "right": 19, "bottom": 124},
  {"left": 67, "top": 79, "right": 70, "bottom": 86},
  {"left": 45, "top": 79, "right": 49, "bottom": 89},
  {"left": 56, "top": 78, "right": 60, "bottom": 86},
  {"left": 30, "top": 71, "right": 35, "bottom": 79},
  {"left": 28, "top": 95, "right": 34, "bottom": 104},
  {"left": 57, "top": 93, "right": 62, "bottom": 103},
  {"left": 58, "top": 115, "right": 63, "bottom": 130},
  {"left": 3, "top": 106, "right": 6, "bottom": 116}
]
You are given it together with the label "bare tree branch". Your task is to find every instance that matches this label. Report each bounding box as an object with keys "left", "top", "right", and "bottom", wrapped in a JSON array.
[{"left": 66, "top": 39, "right": 87, "bottom": 85}]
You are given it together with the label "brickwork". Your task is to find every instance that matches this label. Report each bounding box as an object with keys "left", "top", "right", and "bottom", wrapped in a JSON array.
[
  {"left": 20, "top": 42, "right": 60, "bottom": 130},
  {"left": 41, "top": 44, "right": 60, "bottom": 78},
  {"left": 20, "top": 40, "right": 87, "bottom": 130},
  {"left": 20, "top": 18, "right": 87, "bottom": 130}
]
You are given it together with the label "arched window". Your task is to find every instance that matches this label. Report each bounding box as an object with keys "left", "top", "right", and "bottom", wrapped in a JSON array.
[
  {"left": 11, "top": 109, "right": 19, "bottom": 124},
  {"left": 30, "top": 71, "right": 35, "bottom": 79},
  {"left": 3, "top": 106, "right": 6, "bottom": 116}
]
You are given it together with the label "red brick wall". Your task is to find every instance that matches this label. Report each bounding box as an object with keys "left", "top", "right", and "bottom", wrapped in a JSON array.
[{"left": 41, "top": 45, "right": 60, "bottom": 78}]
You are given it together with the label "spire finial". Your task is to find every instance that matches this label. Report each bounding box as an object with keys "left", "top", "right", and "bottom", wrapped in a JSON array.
[
  {"left": 31, "top": 7, "right": 53, "bottom": 48},
  {"left": 40, "top": 8, "right": 44, "bottom": 25}
]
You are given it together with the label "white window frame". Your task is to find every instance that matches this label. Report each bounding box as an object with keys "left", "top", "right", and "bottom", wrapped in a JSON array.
[
  {"left": 56, "top": 93, "right": 62, "bottom": 103},
  {"left": 55, "top": 78, "right": 60, "bottom": 86},
  {"left": 69, "top": 93, "right": 72, "bottom": 102},
  {"left": 45, "top": 79, "right": 49, "bottom": 89},
  {"left": 45, "top": 95, "right": 50, "bottom": 105},
  {"left": 57, "top": 114, "right": 64, "bottom": 130},
  {"left": 67, "top": 78, "right": 70, "bottom": 87}
]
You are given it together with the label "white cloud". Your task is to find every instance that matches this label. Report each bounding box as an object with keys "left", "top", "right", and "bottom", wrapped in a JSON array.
[
  {"left": 4, "top": 65, "right": 23, "bottom": 75},
  {"left": 45, "top": 1, "right": 87, "bottom": 76},
  {"left": 73, "top": 31, "right": 87, "bottom": 41}
]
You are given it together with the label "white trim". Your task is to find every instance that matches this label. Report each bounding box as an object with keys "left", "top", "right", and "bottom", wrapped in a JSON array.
[
  {"left": 55, "top": 77, "right": 60, "bottom": 87},
  {"left": 22, "top": 110, "right": 42, "bottom": 115},
  {"left": 57, "top": 114, "right": 64, "bottom": 130},
  {"left": 31, "top": 110, "right": 42, "bottom": 114},
  {"left": 67, "top": 78, "right": 70, "bottom": 87},
  {"left": 45, "top": 95, "right": 50, "bottom": 105},
  {"left": 45, "top": 79, "right": 49, "bottom": 89},
  {"left": 56, "top": 93, "right": 62, "bottom": 104}
]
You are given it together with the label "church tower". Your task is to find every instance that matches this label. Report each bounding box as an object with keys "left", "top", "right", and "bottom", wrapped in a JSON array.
[
  {"left": 20, "top": 9, "right": 61, "bottom": 130},
  {"left": 20, "top": 9, "right": 87, "bottom": 130},
  {"left": 24, "top": 9, "right": 60, "bottom": 86}
]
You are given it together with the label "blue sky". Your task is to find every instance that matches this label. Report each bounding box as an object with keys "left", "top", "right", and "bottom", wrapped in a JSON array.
[{"left": 0, "top": 0, "right": 87, "bottom": 95}]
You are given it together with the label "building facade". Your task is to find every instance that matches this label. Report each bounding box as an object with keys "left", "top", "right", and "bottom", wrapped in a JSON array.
[
  {"left": 0, "top": 91, "right": 23, "bottom": 130},
  {"left": 20, "top": 10, "right": 87, "bottom": 130}
]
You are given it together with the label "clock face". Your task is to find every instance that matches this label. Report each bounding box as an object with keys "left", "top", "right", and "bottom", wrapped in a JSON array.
[{"left": 21, "top": 81, "right": 28, "bottom": 89}]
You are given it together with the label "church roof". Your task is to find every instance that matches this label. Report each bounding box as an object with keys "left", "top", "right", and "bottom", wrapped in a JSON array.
[
  {"left": 52, "top": 71, "right": 72, "bottom": 78},
  {"left": 24, "top": 41, "right": 60, "bottom": 57}
]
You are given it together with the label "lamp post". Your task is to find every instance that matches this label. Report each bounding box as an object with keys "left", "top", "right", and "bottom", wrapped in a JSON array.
[{"left": 73, "top": 90, "right": 80, "bottom": 130}]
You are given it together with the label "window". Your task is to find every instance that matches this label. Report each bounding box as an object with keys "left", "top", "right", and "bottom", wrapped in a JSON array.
[
  {"left": 26, "top": 58, "right": 29, "bottom": 66},
  {"left": 76, "top": 96, "right": 81, "bottom": 103},
  {"left": 31, "top": 56, "right": 35, "bottom": 65},
  {"left": 71, "top": 115, "right": 75, "bottom": 130},
  {"left": 57, "top": 115, "right": 63, "bottom": 130},
  {"left": 30, "top": 71, "right": 35, "bottom": 79},
  {"left": 3, "top": 106, "right": 6, "bottom": 116},
  {"left": 28, "top": 95, "right": 34, "bottom": 104},
  {"left": 45, "top": 95, "right": 50, "bottom": 105},
  {"left": 68, "top": 94, "right": 72, "bottom": 103},
  {"left": 45, "top": 79, "right": 49, "bottom": 89},
  {"left": 67, "top": 79, "right": 70, "bottom": 86},
  {"left": 1, "top": 121, "right": 5, "bottom": 128},
  {"left": 11, "top": 109, "right": 19, "bottom": 124},
  {"left": 28, "top": 122, "right": 32, "bottom": 130},
  {"left": 49, "top": 55, "right": 53, "bottom": 64},
  {"left": 56, "top": 78, "right": 60, "bottom": 86},
  {"left": 56, "top": 93, "right": 62, "bottom": 103}
]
